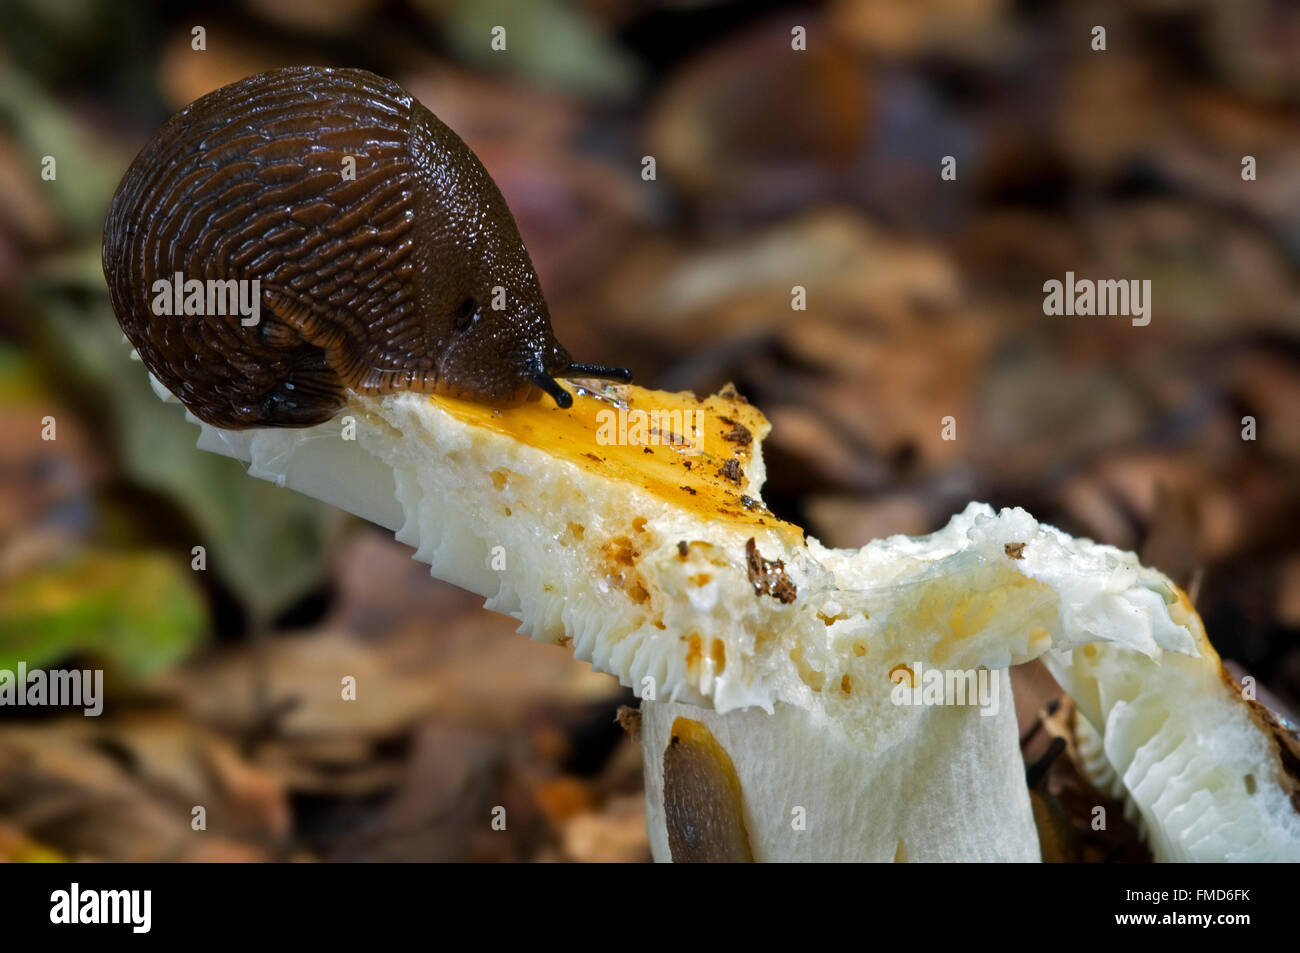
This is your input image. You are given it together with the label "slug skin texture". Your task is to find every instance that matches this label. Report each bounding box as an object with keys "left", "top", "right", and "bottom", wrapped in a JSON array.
[{"left": 103, "top": 66, "right": 616, "bottom": 429}]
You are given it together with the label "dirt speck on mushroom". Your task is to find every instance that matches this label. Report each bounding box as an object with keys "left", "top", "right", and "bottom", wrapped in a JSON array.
[{"left": 745, "top": 537, "right": 797, "bottom": 603}]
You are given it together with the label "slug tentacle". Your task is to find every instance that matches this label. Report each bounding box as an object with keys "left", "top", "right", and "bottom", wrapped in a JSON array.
[
  {"left": 103, "top": 65, "right": 627, "bottom": 428},
  {"left": 566, "top": 362, "right": 633, "bottom": 382},
  {"left": 531, "top": 371, "right": 574, "bottom": 409}
]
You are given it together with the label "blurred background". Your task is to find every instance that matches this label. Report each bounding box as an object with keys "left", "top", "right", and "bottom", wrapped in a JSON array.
[{"left": 0, "top": 0, "right": 1298, "bottom": 861}]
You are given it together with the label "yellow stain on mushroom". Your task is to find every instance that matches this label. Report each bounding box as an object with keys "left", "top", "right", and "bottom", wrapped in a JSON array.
[{"left": 427, "top": 382, "right": 802, "bottom": 541}]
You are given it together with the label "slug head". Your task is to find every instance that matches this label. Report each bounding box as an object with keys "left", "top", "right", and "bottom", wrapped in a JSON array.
[
  {"left": 410, "top": 103, "right": 628, "bottom": 410},
  {"left": 426, "top": 264, "right": 575, "bottom": 408}
]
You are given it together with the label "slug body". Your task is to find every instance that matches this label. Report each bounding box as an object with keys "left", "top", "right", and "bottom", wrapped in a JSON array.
[
  {"left": 662, "top": 716, "right": 755, "bottom": 862},
  {"left": 103, "top": 66, "right": 627, "bottom": 429}
]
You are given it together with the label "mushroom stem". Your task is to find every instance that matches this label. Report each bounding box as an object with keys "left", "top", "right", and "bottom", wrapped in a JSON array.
[{"left": 642, "top": 677, "right": 1040, "bottom": 862}]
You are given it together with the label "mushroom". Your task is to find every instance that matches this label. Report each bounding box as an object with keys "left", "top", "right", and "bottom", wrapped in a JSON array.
[{"left": 152, "top": 375, "right": 1300, "bottom": 861}]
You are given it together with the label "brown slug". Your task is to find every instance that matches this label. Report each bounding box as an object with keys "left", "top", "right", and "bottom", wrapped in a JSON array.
[
  {"left": 102, "top": 66, "right": 629, "bottom": 429},
  {"left": 662, "top": 716, "right": 755, "bottom": 862}
]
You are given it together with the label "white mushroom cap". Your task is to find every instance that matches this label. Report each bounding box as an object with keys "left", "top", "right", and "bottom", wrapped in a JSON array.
[{"left": 163, "top": 377, "right": 1300, "bottom": 862}]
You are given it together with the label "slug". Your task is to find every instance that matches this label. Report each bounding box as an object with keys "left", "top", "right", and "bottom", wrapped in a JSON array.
[
  {"left": 662, "top": 716, "right": 755, "bottom": 862},
  {"left": 102, "top": 66, "right": 629, "bottom": 429}
]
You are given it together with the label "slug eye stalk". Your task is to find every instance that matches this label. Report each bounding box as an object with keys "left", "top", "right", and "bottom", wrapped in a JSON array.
[
  {"left": 566, "top": 362, "right": 633, "bottom": 382},
  {"left": 531, "top": 362, "right": 633, "bottom": 408}
]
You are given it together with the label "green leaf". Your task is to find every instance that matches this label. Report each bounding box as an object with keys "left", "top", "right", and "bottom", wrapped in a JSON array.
[
  {"left": 0, "top": 61, "right": 123, "bottom": 239},
  {"left": 0, "top": 549, "right": 205, "bottom": 677}
]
